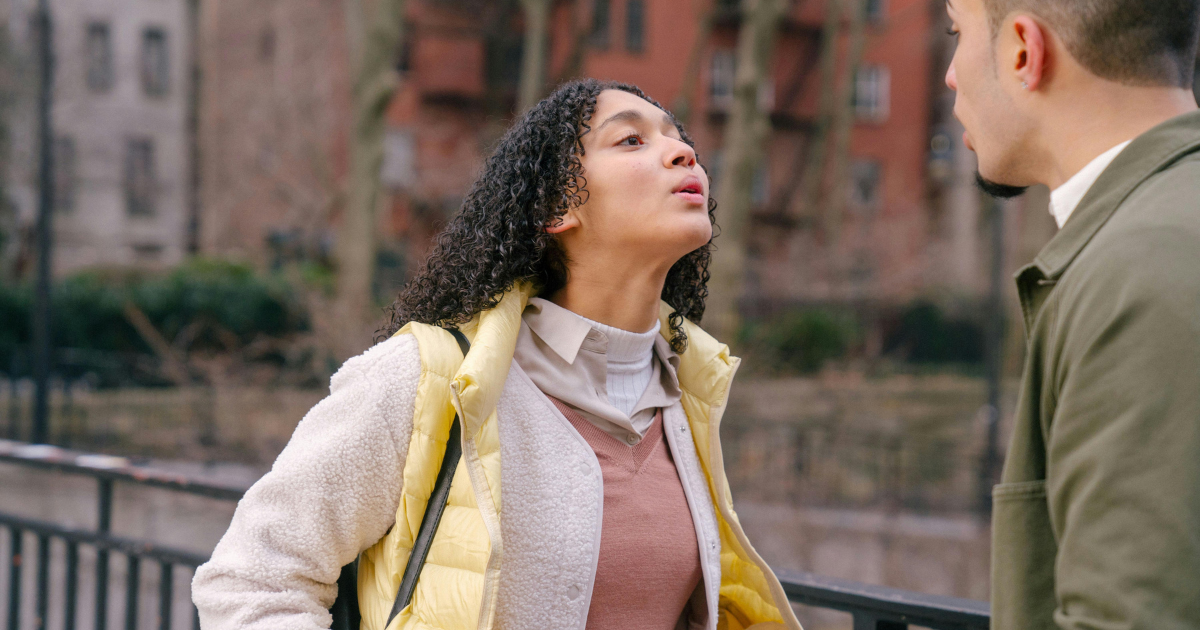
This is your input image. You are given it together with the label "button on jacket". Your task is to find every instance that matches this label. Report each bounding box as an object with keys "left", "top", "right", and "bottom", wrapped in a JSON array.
[{"left": 995, "top": 110, "right": 1200, "bottom": 630}]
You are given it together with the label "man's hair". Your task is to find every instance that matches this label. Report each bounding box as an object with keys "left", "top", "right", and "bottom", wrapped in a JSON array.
[{"left": 985, "top": 0, "right": 1200, "bottom": 88}]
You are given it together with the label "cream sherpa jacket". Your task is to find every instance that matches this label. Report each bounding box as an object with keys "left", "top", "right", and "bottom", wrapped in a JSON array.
[{"left": 190, "top": 333, "right": 725, "bottom": 630}]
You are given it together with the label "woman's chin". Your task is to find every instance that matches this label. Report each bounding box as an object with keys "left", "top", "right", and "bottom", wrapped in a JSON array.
[{"left": 668, "top": 221, "right": 714, "bottom": 255}]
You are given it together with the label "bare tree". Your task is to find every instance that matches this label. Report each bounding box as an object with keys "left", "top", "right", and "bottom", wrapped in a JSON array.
[
  {"left": 670, "top": 0, "right": 718, "bottom": 126},
  {"left": 337, "top": 0, "right": 409, "bottom": 355},
  {"left": 823, "top": 0, "right": 867, "bottom": 241},
  {"left": 517, "top": 0, "right": 554, "bottom": 112},
  {"left": 554, "top": 0, "right": 597, "bottom": 85},
  {"left": 792, "top": 0, "right": 842, "bottom": 221},
  {"left": 706, "top": 0, "right": 788, "bottom": 341}
]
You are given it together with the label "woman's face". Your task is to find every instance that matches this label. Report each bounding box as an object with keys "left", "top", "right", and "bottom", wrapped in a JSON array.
[{"left": 550, "top": 89, "right": 712, "bottom": 270}]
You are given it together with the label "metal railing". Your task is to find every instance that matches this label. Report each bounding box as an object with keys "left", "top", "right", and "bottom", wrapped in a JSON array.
[
  {"left": 1, "top": 440, "right": 991, "bottom": 630},
  {"left": 778, "top": 569, "right": 989, "bottom": 629},
  {"left": 0, "top": 441, "right": 241, "bottom": 630}
]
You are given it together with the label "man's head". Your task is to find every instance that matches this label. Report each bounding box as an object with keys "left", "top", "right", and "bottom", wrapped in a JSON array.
[{"left": 945, "top": 0, "right": 1200, "bottom": 194}]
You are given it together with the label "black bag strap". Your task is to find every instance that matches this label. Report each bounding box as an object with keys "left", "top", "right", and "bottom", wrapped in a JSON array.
[{"left": 385, "top": 327, "right": 470, "bottom": 626}]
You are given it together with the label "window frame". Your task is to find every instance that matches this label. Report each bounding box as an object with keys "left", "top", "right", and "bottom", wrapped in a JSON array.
[
  {"left": 853, "top": 64, "right": 891, "bottom": 123},
  {"left": 140, "top": 27, "right": 170, "bottom": 97},
  {"left": 85, "top": 22, "right": 114, "bottom": 93},
  {"left": 54, "top": 136, "right": 77, "bottom": 214},
  {"left": 709, "top": 49, "right": 736, "bottom": 110},
  {"left": 590, "top": 0, "right": 611, "bottom": 49},
  {"left": 625, "top": 0, "right": 645, "bottom": 54},
  {"left": 124, "top": 137, "right": 157, "bottom": 217}
]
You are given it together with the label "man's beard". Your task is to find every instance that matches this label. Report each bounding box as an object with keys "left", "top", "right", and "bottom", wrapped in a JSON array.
[{"left": 974, "top": 172, "right": 1028, "bottom": 199}]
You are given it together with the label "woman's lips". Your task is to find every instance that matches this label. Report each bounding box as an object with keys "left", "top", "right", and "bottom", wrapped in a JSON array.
[
  {"left": 674, "top": 191, "right": 706, "bottom": 205},
  {"left": 963, "top": 130, "right": 974, "bottom": 151}
]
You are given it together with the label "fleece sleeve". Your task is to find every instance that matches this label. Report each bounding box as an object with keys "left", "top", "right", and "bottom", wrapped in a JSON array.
[{"left": 192, "top": 334, "right": 422, "bottom": 630}]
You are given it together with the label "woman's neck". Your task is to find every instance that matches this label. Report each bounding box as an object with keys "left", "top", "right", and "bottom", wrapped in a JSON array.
[{"left": 547, "top": 266, "right": 666, "bottom": 333}]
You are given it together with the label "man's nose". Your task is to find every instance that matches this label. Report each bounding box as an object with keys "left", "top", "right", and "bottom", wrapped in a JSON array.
[{"left": 945, "top": 64, "right": 958, "bottom": 91}]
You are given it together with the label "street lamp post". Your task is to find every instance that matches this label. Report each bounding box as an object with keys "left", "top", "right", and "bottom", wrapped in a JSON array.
[{"left": 30, "top": 0, "right": 56, "bottom": 444}]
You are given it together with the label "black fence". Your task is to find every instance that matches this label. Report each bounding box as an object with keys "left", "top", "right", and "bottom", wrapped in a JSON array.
[
  {"left": 0, "top": 442, "right": 239, "bottom": 630},
  {"left": 1, "top": 441, "right": 990, "bottom": 630}
]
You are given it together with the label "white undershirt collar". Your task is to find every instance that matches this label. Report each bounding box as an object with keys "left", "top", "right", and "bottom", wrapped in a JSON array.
[{"left": 1049, "top": 140, "right": 1132, "bottom": 229}]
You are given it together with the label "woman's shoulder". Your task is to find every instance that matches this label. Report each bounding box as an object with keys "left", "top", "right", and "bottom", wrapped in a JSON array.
[{"left": 329, "top": 332, "right": 422, "bottom": 394}]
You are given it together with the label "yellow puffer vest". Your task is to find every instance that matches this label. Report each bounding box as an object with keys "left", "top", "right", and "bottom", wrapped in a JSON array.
[{"left": 357, "top": 284, "right": 800, "bottom": 630}]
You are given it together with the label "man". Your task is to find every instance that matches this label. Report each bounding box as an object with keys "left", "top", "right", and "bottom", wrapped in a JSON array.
[{"left": 943, "top": 1, "right": 1200, "bottom": 629}]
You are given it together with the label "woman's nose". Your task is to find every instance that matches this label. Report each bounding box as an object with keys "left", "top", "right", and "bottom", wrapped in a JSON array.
[{"left": 667, "top": 139, "right": 697, "bottom": 168}]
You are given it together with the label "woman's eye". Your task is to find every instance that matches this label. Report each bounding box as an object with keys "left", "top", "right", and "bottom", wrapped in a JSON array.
[
  {"left": 619, "top": 133, "right": 643, "bottom": 146},
  {"left": 946, "top": 26, "right": 960, "bottom": 38}
]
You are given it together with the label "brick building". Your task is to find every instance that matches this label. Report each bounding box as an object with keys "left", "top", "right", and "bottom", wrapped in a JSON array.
[
  {"left": 380, "top": 0, "right": 986, "bottom": 309},
  {"left": 195, "top": 0, "right": 1106, "bottom": 312}
]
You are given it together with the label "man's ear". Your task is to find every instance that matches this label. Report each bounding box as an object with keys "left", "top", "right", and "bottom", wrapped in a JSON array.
[
  {"left": 544, "top": 210, "right": 580, "bottom": 234},
  {"left": 1011, "top": 15, "right": 1047, "bottom": 91}
]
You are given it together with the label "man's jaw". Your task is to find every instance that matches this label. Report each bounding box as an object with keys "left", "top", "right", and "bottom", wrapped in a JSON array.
[{"left": 974, "top": 172, "right": 1028, "bottom": 199}]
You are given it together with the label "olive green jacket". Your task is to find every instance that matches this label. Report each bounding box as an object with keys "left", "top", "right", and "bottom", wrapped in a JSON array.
[{"left": 993, "top": 110, "right": 1200, "bottom": 630}]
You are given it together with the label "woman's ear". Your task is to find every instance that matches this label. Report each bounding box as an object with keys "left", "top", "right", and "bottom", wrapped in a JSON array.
[{"left": 544, "top": 210, "right": 580, "bottom": 234}]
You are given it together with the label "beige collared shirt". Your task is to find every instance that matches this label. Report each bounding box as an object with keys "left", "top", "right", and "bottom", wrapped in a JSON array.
[{"left": 513, "top": 297, "right": 682, "bottom": 445}]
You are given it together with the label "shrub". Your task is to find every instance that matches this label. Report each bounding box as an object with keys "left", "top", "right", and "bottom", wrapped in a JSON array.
[
  {"left": 741, "top": 308, "right": 858, "bottom": 374},
  {"left": 0, "top": 259, "right": 308, "bottom": 382},
  {"left": 884, "top": 300, "right": 984, "bottom": 365}
]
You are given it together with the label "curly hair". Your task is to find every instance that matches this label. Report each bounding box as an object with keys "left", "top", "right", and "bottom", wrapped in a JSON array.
[{"left": 378, "top": 79, "right": 718, "bottom": 353}]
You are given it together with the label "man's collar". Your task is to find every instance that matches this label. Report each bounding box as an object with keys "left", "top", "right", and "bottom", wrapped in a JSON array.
[
  {"left": 1031, "top": 109, "right": 1200, "bottom": 281},
  {"left": 1048, "top": 140, "right": 1132, "bottom": 229}
]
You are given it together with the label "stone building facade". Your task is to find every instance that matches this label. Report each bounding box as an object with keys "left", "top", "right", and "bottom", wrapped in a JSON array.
[{"left": 2, "top": 0, "right": 192, "bottom": 275}]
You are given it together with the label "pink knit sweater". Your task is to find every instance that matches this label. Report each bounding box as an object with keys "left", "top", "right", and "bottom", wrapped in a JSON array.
[{"left": 550, "top": 397, "right": 703, "bottom": 629}]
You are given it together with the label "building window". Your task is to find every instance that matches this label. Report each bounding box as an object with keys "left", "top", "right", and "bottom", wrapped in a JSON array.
[
  {"left": 849, "top": 160, "right": 883, "bottom": 211},
  {"left": 380, "top": 129, "right": 417, "bottom": 190},
  {"left": 625, "top": 0, "right": 645, "bottom": 53},
  {"left": 590, "top": 0, "right": 611, "bottom": 49},
  {"left": 706, "top": 150, "right": 723, "bottom": 193},
  {"left": 54, "top": 136, "right": 77, "bottom": 213},
  {"left": 258, "top": 25, "right": 276, "bottom": 62},
  {"left": 853, "top": 65, "right": 890, "bottom": 122},
  {"left": 124, "top": 138, "right": 156, "bottom": 216},
  {"left": 141, "top": 28, "right": 169, "bottom": 96},
  {"left": 865, "top": 0, "right": 887, "bottom": 23},
  {"left": 709, "top": 49, "right": 735, "bottom": 110},
  {"left": 85, "top": 22, "right": 113, "bottom": 92},
  {"left": 132, "top": 242, "right": 164, "bottom": 261},
  {"left": 752, "top": 164, "right": 769, "bottom": 206}
]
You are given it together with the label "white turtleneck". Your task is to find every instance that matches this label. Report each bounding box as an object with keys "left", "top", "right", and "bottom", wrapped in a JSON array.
[{"left": 579, "top": 316, "right": 659, "bottom": 418}]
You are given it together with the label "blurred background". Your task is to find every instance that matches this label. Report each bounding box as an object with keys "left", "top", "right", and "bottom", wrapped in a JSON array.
[{"left": 0, "top": 0, "right": 1198, "bottom": 627}]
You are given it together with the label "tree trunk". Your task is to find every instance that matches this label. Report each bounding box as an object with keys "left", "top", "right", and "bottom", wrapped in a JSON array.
[
  {"left": 518, "top": 0, "right": 554, "bottom": 112},
  {"left": 554, "top": 0, "right": 596, "bottom": 85},
  {"left": 823, "top": 0, "right": 867, "bottom": 241},
  {"left": 792, "top": 0, "right": 842, "bottom": 222},
  {"left": 706, "top": 0, "right": 787, "bottom": 342},
  {"left": 670, "top": 0, "right": 718, "bottom": 125},
  {"left": 337, "top": 0, "right": 408, "bottom": 356}
]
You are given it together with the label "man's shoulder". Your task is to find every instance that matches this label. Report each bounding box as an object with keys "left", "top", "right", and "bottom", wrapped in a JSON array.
[
  {"left": 1067, "top": 155, "right": 1200, "bottom": 287},
  {"left": 1105, "top": 153, "right": 1200, "bottom": 234}
]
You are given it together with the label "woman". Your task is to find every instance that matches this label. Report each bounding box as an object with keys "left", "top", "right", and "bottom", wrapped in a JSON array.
[{"left": 193, "top": 79, "right": 800, "bottom": 630}]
